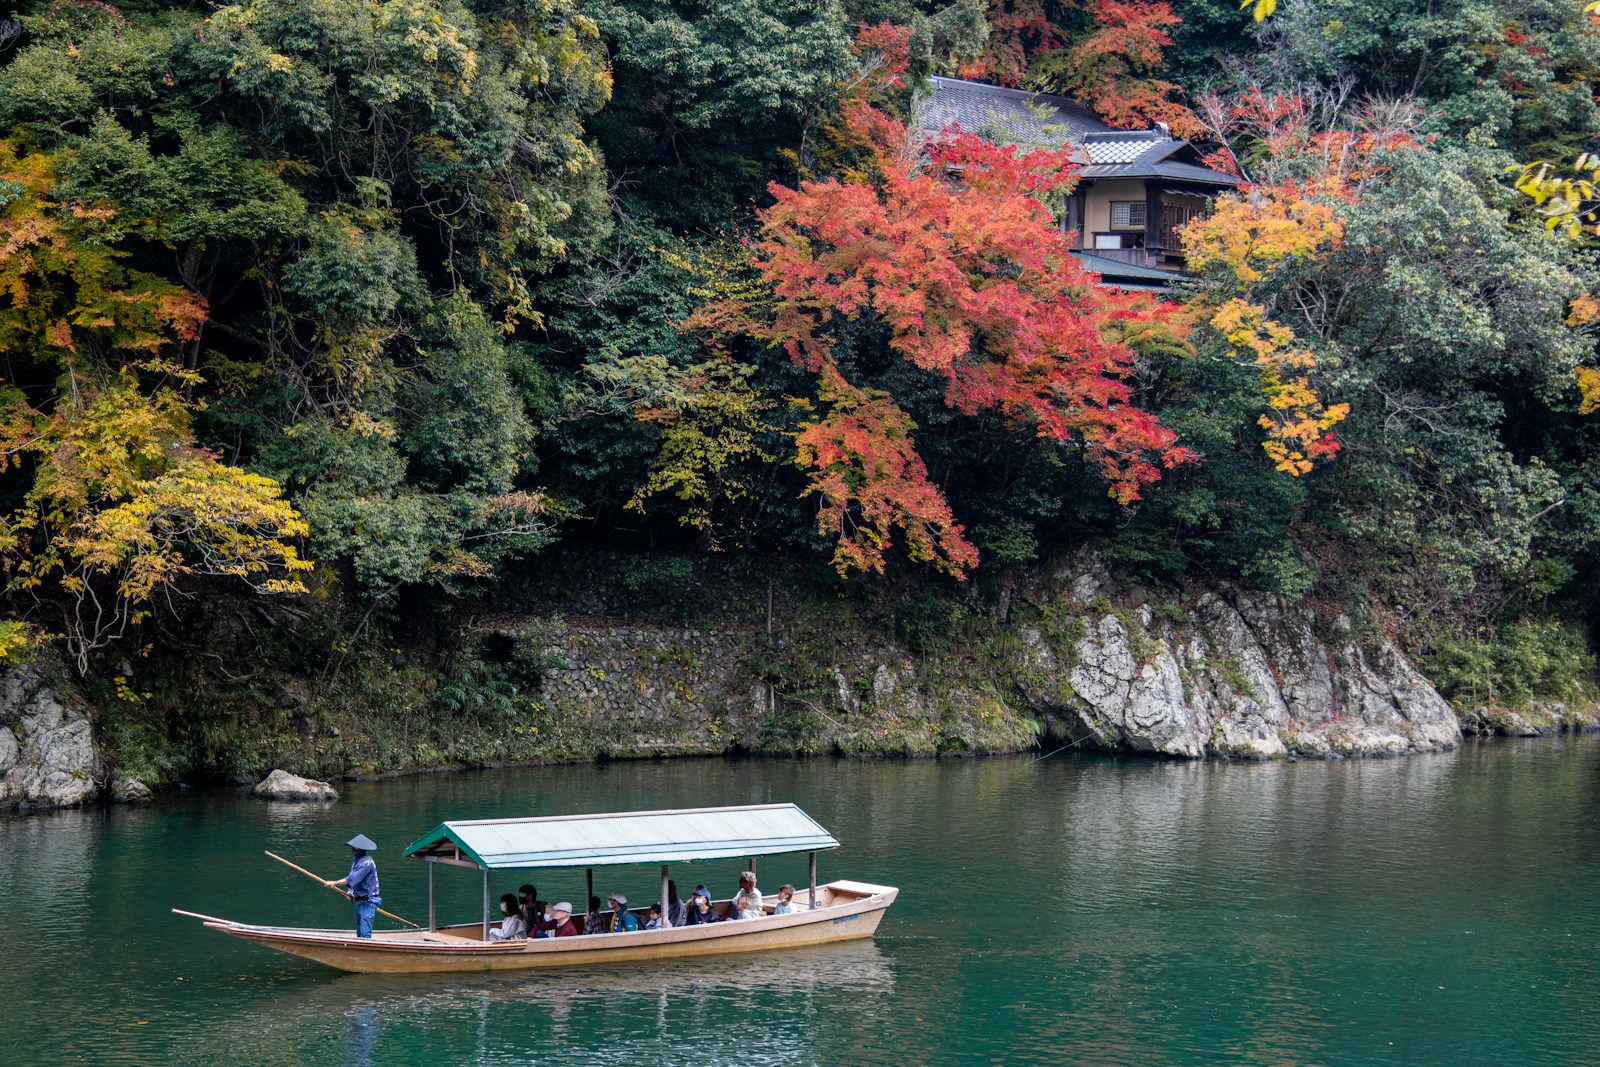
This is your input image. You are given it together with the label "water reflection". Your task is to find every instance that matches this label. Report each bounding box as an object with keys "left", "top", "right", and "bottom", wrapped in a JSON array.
[
  {"left": 181, "top": 943, "right": 893, "bottom": 1067},
  {"left": 340, "top": 1004, "right": 377, "bottom": 1067}
]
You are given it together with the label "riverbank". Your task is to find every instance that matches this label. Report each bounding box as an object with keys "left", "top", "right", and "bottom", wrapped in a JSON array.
[{"left": 2, "top": 549, "right": 1596, "bottom": 809}]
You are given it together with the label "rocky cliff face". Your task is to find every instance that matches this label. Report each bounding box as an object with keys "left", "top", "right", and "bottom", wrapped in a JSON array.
[
  {"left": 0, "top": 663, "right": 101, "bottom": 809},
  {"left": 1006, "top": 567, "right": 1461, "bottom": 758}
]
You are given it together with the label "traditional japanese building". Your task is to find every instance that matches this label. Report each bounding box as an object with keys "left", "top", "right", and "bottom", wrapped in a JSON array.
[{"left": 915, "top": 76, "right": 1238, "bottom": 288}]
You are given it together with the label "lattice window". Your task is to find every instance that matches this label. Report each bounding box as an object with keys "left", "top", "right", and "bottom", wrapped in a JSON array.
[{"left": 1110, "top": 201, "right": 1147, "bottom": 229}]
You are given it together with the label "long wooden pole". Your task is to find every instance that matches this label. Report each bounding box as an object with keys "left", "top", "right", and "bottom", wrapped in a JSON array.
[
  {"left": 265, "top": 850, "right": 421, "bottom": 928},
  {"left": 171, "top": 908, "right": 234, "bottom": 924}
]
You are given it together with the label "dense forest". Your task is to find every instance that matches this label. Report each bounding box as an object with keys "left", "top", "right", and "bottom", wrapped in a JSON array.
[{"left": 2, "top": 0, "right": 1599, "bottom": 779}]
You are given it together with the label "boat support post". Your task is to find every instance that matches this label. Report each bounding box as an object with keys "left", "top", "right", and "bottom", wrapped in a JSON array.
[
  {"left": 586, "top": 868, "right": 593, "bottom": 913},
  {"left": 659, "top": 864, "right": 669, "bottom": 929},
  {"left": 428, "top": 856, "right": 437, "bottom": 931},
  {"left": 808, "top": 852, "right": 817, "bottom": 910},
  {"left": 482, "top": 867, "right": 490, "bottom": 942}
]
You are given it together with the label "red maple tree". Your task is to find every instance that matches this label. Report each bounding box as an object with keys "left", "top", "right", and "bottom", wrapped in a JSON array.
[
  {"left": 962, "top": 0, "right": 1202, "bottom": 139},
  {"left": 691, "top": 38, "right": 1193, "bottom": 578}
]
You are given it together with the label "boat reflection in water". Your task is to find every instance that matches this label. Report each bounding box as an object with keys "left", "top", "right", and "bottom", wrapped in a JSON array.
[{"left": 182, "top": 941, "right": 896, "bottom": 1067}]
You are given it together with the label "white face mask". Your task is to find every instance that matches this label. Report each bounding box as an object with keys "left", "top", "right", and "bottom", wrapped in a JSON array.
[{"left": 500, "top": 903, "right": 509, "bottom": 915}]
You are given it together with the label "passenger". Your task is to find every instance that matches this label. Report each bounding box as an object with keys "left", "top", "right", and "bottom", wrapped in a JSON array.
[
  {"left": 532, "top": 901, "right": 578, "bottom": 938},
  {"left": 772, "top": 884, "right": 797, "bottom": 915},
  {"left": 517, "top": 884, "right": 546, "bottom": 930},
  {"left": 607, "top": 891, "right": 639, "bottom": 932},
  {"left": 487, "top": 893, "right": 527, "bottom": 941},
  {"left": 684, "top": 888, "right": 722, "bottom": 925},
  {"left": 583, "top": 895, "right": 606, "bottom": 936},
  {"left": 666, "top": 880, "right": 685, "bottom": 928},
  {"left": 643, "top": 904, "right": 663, "bottom": 930},
  {"left": 520, "top": 884, "right": 550, "bottom": 937},
  {"left": 734, "top": 870, "right": 763, "bottom": 919}
]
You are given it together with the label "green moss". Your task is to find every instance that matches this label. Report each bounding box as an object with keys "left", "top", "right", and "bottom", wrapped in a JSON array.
[{"left": 1207, "top": 658, "right": 1262, "bottom": 705}]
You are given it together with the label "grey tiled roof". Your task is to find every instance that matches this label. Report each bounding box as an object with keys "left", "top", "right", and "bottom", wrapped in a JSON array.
[
  {"left": 917, "top": 77, "right": 1236, "bottom": 187},
  {"left": 916, "top": 76, "right": 1111, "bottom": 148},
  {"left": 1081, "top": 159, "right": 1238, "bottom": 185},
  {"left": 1081, "top": 131, "right": 1174, "bottom": 165}
]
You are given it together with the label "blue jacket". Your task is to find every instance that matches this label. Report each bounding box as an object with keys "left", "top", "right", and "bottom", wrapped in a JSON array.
[
  {"left": 346, "top": 854, "right": 380, "bottom": 900},
  {"left": 685, "top": 903, "right": 721, "bottom": 925}
]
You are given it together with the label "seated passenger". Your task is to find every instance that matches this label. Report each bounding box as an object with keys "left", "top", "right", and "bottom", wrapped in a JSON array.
[
  {"left": 772, "top": 884, "right": 797, "bottom": 915},
  {"left": 532, "top": 901, "right": 578, "bottom": 937},
  {"left": 666, "top": 880, "right": 685, "bottom": 928},
  {"left": 488, "top": 893, "right": 527, "bottom": 941},
  {"left": 734, "top": 870, "right": 763, "bottom": 919},
  {"left": 518, "top": 884, "right": 547, "bottom": 932},
  {"left": 607, "top": 891, "right": 639, "bottom": 932},
  {"left": 684, "top": 889, "right": 722, "bottom": 925},
  {"left": 643, "top": 904, "right": 663, "bottom": 930},
  {"left": 583, "top": 895, "right": 606, "bottom": 936}
]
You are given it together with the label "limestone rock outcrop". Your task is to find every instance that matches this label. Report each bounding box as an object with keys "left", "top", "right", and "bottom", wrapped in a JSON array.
[{"left": 1008, "top": 560, "right": 1461, "bottom": 758}]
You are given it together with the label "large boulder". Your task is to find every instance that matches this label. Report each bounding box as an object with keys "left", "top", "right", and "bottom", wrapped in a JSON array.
[{"left": 252, "top": 768, "right": 338, "bottom": 802}]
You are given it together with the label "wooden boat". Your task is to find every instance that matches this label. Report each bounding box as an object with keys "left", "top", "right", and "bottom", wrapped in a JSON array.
[{"left": 175, "top": 803, "right": 898, "bottom": 974}]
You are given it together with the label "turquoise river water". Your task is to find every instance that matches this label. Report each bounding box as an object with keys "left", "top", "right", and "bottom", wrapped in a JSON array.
[{"left": 4, "top": 736, "right": 1599, "bottom": 1066}]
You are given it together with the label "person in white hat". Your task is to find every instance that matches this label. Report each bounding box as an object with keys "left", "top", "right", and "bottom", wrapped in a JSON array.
[
  {"left": 324, "top": 834, "right": 381, "bottom": 938},
  {"left": 533, "top": 901, "right": 578, "bottom": 938},
  {"left": 607, "top": 891, "right": 638, "bottom": 933}
]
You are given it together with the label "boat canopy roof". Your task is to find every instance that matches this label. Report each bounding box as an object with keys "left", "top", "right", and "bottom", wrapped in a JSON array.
[{"left": 400, "top": 803, "right": 840, "bottom": 871}]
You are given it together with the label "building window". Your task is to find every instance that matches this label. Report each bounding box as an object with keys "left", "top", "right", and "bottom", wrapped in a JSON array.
[
  {"left": 1163, "top": 203, "right": 1205, "bottom": 248},
  {"left": 1110, "top": 201, "right": 1147, "bottom": 229}
]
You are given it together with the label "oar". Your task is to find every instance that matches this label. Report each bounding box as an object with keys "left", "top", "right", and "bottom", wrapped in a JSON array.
[{"left": 265, "top": 849, "right": 421, "bottom": 928}]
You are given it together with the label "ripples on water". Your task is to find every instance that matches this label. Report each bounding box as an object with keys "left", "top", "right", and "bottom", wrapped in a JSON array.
[{"left": 5, "top": 736, "right": 1599, "bottom": 1066}]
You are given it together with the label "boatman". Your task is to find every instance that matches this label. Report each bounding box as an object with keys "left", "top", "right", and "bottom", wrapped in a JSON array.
[{"left": 325, "top": 834, "right": 381, "bottom": 938}]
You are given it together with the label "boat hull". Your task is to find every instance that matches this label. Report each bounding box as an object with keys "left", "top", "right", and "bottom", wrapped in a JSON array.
[{"left": 196, "top": 880, "right": 898, "bottom": 974}]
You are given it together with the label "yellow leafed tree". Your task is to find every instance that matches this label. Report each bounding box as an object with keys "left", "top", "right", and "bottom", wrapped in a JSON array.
[{"left": 0, "top": 143, "right": 312, "bottom": 671}]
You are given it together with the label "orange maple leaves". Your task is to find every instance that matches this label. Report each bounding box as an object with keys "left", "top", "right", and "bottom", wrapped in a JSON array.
[
  {"left": 1181, "top": 190, "right": 1344, "bottom": 284},
  {"left": 0, "top": 144, "right": 207, "bottom": 365},
  {"left": 693, "top": 86, "right": 1192, "bottom": 577},
  {"left": 964, "top": 0, "right": 1202, "bottom": 139}
]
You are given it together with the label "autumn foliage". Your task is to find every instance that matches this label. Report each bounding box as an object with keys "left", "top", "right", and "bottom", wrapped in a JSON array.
[
  {"left": 965, "top": 0, "right": 1202, "bottom": 139},
  {"left": 692, "top": 54, "right": 1193, "bottom": 578},
  {"left": 1170, "top": 88, "right": 1422, "bottom": 477},
  {"left": 0, "top": 142, "right": 310, "bottom": 670},
  {"left": 1209, "top": 299, "right": 1348, "bottom": 474}
]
